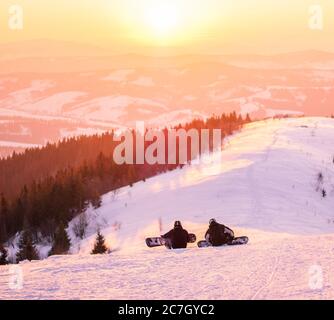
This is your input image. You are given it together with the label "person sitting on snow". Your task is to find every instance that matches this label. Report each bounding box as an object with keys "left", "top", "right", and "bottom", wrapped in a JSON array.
[
  {"left": 162, "top": 221, "right": 190, "bottom": 249},
  {"left": 205, "top": 219, "right": 234, "bottom": 246}
]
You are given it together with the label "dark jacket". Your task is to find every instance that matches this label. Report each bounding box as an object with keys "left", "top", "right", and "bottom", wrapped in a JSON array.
[
  {"left": 162, "top": 227, "right": 189, "bottom": 249},
  {"left": 205, "top": 222, "right": 234, "bottom": 246}
]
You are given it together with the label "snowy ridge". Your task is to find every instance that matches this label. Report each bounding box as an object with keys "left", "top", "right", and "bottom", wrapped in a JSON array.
[{"left": 1, "top": 117, "right": 334, "bottom": 299}]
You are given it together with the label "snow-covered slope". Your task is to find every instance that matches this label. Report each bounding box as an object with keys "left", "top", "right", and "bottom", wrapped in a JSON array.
[{"left": 1, "top": 117, "right": 334, "bottom": 300}]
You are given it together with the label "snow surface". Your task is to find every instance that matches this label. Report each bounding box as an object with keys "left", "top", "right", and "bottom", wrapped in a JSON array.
[
  {"left": 68, "top": 96, "right": 167, "bottom": 122},
  {"left": 1, "top": 117, "right": 334, "bottom": 300},
  {"left": 102, "top": 70, "right": 135, "bottom": 82},
  {"left": 131, "top": 77, "right": 155, "bottom": 87}
]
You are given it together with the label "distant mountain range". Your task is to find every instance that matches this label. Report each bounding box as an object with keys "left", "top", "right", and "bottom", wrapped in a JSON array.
[{"left": 0, "top": 41, "right": 334, "bottom": 157}]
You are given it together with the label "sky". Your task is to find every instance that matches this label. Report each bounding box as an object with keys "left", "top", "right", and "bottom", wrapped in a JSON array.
[{"left": 0, "top": 0, "right": 333, "bottom": 54}]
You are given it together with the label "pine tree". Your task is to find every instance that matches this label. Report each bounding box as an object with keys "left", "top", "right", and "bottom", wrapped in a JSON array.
[
  {"left": 322, "top": 189, "right": 327, "bottom": 198},
  {"left": 16, "top": 230, "right": 39, "bottom": 262},
  {"left": 0, "top": 193, "right": 8, "bottom": 243},
  {"left": 91, "top": 230, "right": 108, "bottom": 254},
  {"left": 91, "top": 191, "right": 102, "bottom": 209},
  {"left": 96, "top": 152, "right": 106, "bottom": 179},
  {"left": 127, "top": 165, "right": 137, "bottom": 186},
  {"left": 0, "top": 244, "right": 8, "bottom": 265},
  {"left": 49, "top": 222, "right": 71, "bottom": 256},
  {"left": 72, "top": 213, "right": 88, "bottom": 239}
]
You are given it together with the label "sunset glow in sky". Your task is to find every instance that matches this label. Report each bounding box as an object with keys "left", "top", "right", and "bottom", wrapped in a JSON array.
[{"left": 0, "top": 0, "right": 333, "bottom": 54}]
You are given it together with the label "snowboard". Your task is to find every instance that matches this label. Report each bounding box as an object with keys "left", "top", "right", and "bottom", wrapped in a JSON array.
[
  {"left": 197, "top": 236, "right": 249, "bottom": 248},
  {"left": 146, "top": 233, "right": 197, "bottom": 248}
]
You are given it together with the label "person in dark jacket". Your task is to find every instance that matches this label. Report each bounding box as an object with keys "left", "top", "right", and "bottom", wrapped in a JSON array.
[
  {"left": 162, "top": 221, "right": 190, "bottom": 249},
  {"left": 205, "top": 219, "right": 234, "bottom": 246}
]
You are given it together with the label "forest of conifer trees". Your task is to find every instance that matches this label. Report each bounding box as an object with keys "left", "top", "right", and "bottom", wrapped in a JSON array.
[{"left": 0, "top": 112, "right": 250, "bottom": 262}]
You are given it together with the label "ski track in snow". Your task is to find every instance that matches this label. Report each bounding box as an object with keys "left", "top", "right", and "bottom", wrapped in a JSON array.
[
  {"left": 1, "top": 117, "right": 334, "bottom": 300},
  {"left": 251, "top": 243, "right": 283, "bottom": 300}
]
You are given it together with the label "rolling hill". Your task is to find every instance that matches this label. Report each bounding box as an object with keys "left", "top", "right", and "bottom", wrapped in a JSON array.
[{"left": 1, "top": 117, "right": 334, "bottom": 299}]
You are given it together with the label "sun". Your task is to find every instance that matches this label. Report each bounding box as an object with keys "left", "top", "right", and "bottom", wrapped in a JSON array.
[
  {"left": 144, "top": 4, "right": 180, "bottom": 38},
  {"left": 119, "top": 0, "right": 206, "bottom": 46}
]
